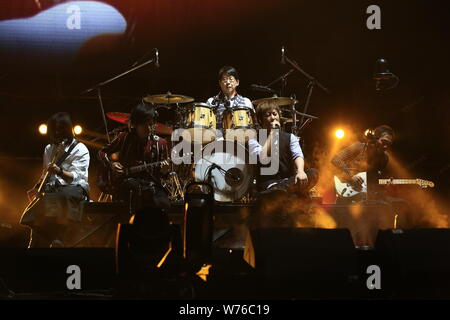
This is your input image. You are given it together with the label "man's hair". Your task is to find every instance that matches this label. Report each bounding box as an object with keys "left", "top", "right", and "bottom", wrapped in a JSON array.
[
  {"left": 255, "top": 101, "right": 281, "bottom": 125},
  {"left": 374, "top": 125, "right": 395, "bottom": 139},
  {"left": 218, "top": 65, "right": 239, "bottom": 81},
  {"left": 130, "top": 102, "right": 158, "bottom": 126},
  {"left": 47, "top": 112, "right": 74, "bottom": 142}
]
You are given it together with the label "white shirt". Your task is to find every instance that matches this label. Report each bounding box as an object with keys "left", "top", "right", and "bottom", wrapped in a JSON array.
[
  {"left": 42, "top": 140, "right": 90, "bottom": 192},
  {"left": 206, "top": 93, "right": 254, "bottom": 128},
  {"left": 248, "top": 133, "right": 304, "bottom": 161}
]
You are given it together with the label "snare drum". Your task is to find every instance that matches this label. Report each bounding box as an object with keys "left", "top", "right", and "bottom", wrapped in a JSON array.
[
  {"left": 183, "top": 103, "right": 216, "bottom": 144},
  {"left": 223, "top": 107, "right": 256, "bottom": 141}
]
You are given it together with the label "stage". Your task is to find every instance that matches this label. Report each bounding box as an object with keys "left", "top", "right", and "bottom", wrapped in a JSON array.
[{"left": 1, "top": 0, "right": 450, "bottom": 302}]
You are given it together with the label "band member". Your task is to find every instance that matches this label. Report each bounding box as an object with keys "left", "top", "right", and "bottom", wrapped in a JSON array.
[
  {"left": 207, "top": 66, "right": 254, "bottom": 129},
  {"left": 98, "top": 102, "right": 170, "bottom": 212},
  {"left": 249, "top": 101, "right": 319, "bottom": 227},
  {"left": 20, "top": 112, "right": 90, "bottom": 248},
  {"left": 252, "top": 101, "right": 319, "bottom": 193},
  {"left": 331, "top": 125, "right": 394, "bottom": 199},
  {"left": 331, "top": 125, "right": 412, "bottom": 231}
]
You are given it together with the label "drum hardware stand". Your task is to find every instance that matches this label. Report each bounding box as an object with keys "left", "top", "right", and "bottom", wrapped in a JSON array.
[
  {"left": 98, "top": 192, "right": 113, "bottom": 202},
  {"left": 82, "top": 56, "right": 158, "bottom": 143},
  {"left": 162, "top": 171, "right": 184, "bottom": 201}
]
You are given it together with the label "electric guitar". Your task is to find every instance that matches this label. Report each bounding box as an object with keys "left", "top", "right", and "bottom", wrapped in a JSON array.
[
  {"left": 21, "top": 142, "right": 66, "bottom": 217},
  {"left": 97, "top": 153, "right": 192, "bottom": 194},
  {"left": 334, "top": 171, "right": 435, "bottom": 198}
]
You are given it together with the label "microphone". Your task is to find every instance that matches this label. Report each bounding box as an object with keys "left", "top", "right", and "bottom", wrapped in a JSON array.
[
  {"left": 251, "top": 84, "right": 276, "bottom": 94},
  {"left": 154, "top": 48, "right": 159, "bottom": 68},
  {"left": 281, "top": 46, "right": 286, "bottom": 64},
  {"left": 271, "top": 120, "right": 280, "bottom": 129}
]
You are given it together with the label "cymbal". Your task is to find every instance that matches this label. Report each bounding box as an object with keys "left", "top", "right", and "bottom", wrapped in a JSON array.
[
  {"left": 106, "top": 112, "right": 129, "bottom": 125},
  {"left": 143, "top": 94, "right": 194, "bottom": 105},
  {"left": 106, "top": 112, "right": 173, "bottom": 136},
  {"left": 252, "top": 97, "right": 298, "bottom": 107}
]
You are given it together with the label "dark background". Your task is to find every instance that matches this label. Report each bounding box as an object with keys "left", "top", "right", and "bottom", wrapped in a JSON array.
[{"left": 0, "top": 0, "right": 449, "bottom": 222}]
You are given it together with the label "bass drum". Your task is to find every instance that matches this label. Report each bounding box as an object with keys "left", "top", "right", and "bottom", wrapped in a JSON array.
[{"left": 194, "top": 140, "right": 254, "bottom": 202}]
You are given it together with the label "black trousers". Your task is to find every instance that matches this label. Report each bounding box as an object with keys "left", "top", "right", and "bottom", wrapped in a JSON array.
[
  {"left": 258, "top": 168, "right": 320, "bottom": 195},
  {"left": 116, "top": 177, "right": 171, "bottom": 214},
  {"left": 251, "top": 168, "right": 320, "bottom": 228}
]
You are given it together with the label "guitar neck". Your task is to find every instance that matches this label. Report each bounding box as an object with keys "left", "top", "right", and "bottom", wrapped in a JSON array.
[
  {"left": 127, "top": 159, "right": 169, "bottom": 175},
  {"left": 379, "top": 179, "right": 417, "bottom": 185},
  {"left": 35, "top": 142, "right": 66, "bottom": 193}
]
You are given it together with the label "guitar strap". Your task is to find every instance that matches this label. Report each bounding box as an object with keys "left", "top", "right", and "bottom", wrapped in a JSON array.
[{"left": 56, "top": 139, "right": 79, "bottom": 167}]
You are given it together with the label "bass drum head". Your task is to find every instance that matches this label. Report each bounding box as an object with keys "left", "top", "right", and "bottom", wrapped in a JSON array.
[{"left": 194, "top": 140, "right": 253, "bottom": 202}]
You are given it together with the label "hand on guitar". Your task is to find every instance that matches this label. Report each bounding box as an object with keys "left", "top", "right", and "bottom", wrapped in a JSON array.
[
  {"left": 159, "top": 160, "right": 170, "bottom": 175},
  {"left": 47, "top": 163, "right": 62, "bottom": 175},
  {"left": 350, "top": 175, "right": 364, "bottom": 190},
  {"left": 111, "top": 161, "right": 124, "bottom": 175}
]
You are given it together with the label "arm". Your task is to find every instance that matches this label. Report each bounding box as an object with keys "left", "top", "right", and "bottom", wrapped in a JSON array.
[
  {"left": 260, "top": 130, "right": 274, "bottom": 158},
  {"left": 65, "top": 144, "right": 90, "bottom": 184},
  {"left": 98, "top": 132, "right": 126, "bottom": 173},
  {"left": 248, "top": 137, "right": 262, "bottom": 161},
  {"left": 98, "top": 132, "right": 127, "bottom": 165},
  {"left": 157, "top": 138, "right": 170, "bottom": 177},
  {"left": 331, "top": 143, "right": 364, "bottom": 178},
  {"left": 50, "top": 165, "right": 75, "bottom": 183},
  {"left": 290, "top": 134, "right": 307, "bottom": 183},
  {"left": 48, "top": 144, "right": 90, "bottom": 184}
]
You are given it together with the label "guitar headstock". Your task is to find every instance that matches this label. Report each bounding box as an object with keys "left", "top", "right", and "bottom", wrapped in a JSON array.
[{"left": 416, "top": 179, "right": 435, "bottom": 188}]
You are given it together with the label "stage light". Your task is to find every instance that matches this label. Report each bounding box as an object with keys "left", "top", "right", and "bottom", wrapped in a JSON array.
[
  {"left": 73, "top": 125, "right": 82, "bottom": 135},
  {"left": 38, "top": 124, "right": 47, "bottom": 135},
  {"left": 335, "top": 129, "right": 345, "bottom": 139}
]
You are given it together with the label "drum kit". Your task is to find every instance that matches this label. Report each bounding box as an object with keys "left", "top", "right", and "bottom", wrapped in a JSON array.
[
  {"left": 104, "top": 92, "right": 317, "bottom": 204},
  {"left": 80, "top": 46, "right": 327, "bottom": 204}
]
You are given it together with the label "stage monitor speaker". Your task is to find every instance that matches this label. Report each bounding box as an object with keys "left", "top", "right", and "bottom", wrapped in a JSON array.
[
  {"left": 244, "top": 228, "right": 359, "bottom": 299},
  {"left": 375, "top": 228, "right": 450, "bottom": 299},
  {"left": 312, "top": 202, "right": 396, "bottom": 247},
  {"left": 0, "top": 248, "right": 115, "bottom": 294}
]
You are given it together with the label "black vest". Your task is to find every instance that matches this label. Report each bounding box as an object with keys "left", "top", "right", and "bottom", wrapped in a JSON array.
[{"left": 257, "top": 131, "right": 296, "bottom": 187}]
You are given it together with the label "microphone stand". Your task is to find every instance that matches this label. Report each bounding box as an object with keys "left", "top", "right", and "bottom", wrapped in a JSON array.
[
  {"left": 283, "top": 54, "right": 329, "bottom": 134},
  {"left": 82, "top": 57, "right": 158, "bottom": 143},
  {"left": 266, "top": 69, "right": 295, "bottom": 97}
]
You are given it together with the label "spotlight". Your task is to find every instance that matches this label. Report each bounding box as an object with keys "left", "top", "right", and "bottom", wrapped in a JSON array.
[
  {"left": 335, "top": 129, "right": 345, "bottom": 139},
  {"left": 38, "top": 124, "right": 47, "bottom": 135},
  {"left": 73, "top": 125, "right": 83, "bottom": 135}
]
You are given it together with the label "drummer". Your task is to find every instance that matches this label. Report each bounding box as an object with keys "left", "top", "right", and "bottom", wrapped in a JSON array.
[{"left": 206, "top": 66, "right": 254, "bottom": 131}]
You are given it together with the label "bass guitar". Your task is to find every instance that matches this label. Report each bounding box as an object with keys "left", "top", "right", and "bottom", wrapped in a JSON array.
[{"left": 334, "top": 171, "right": 435, "bottom": 199}]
